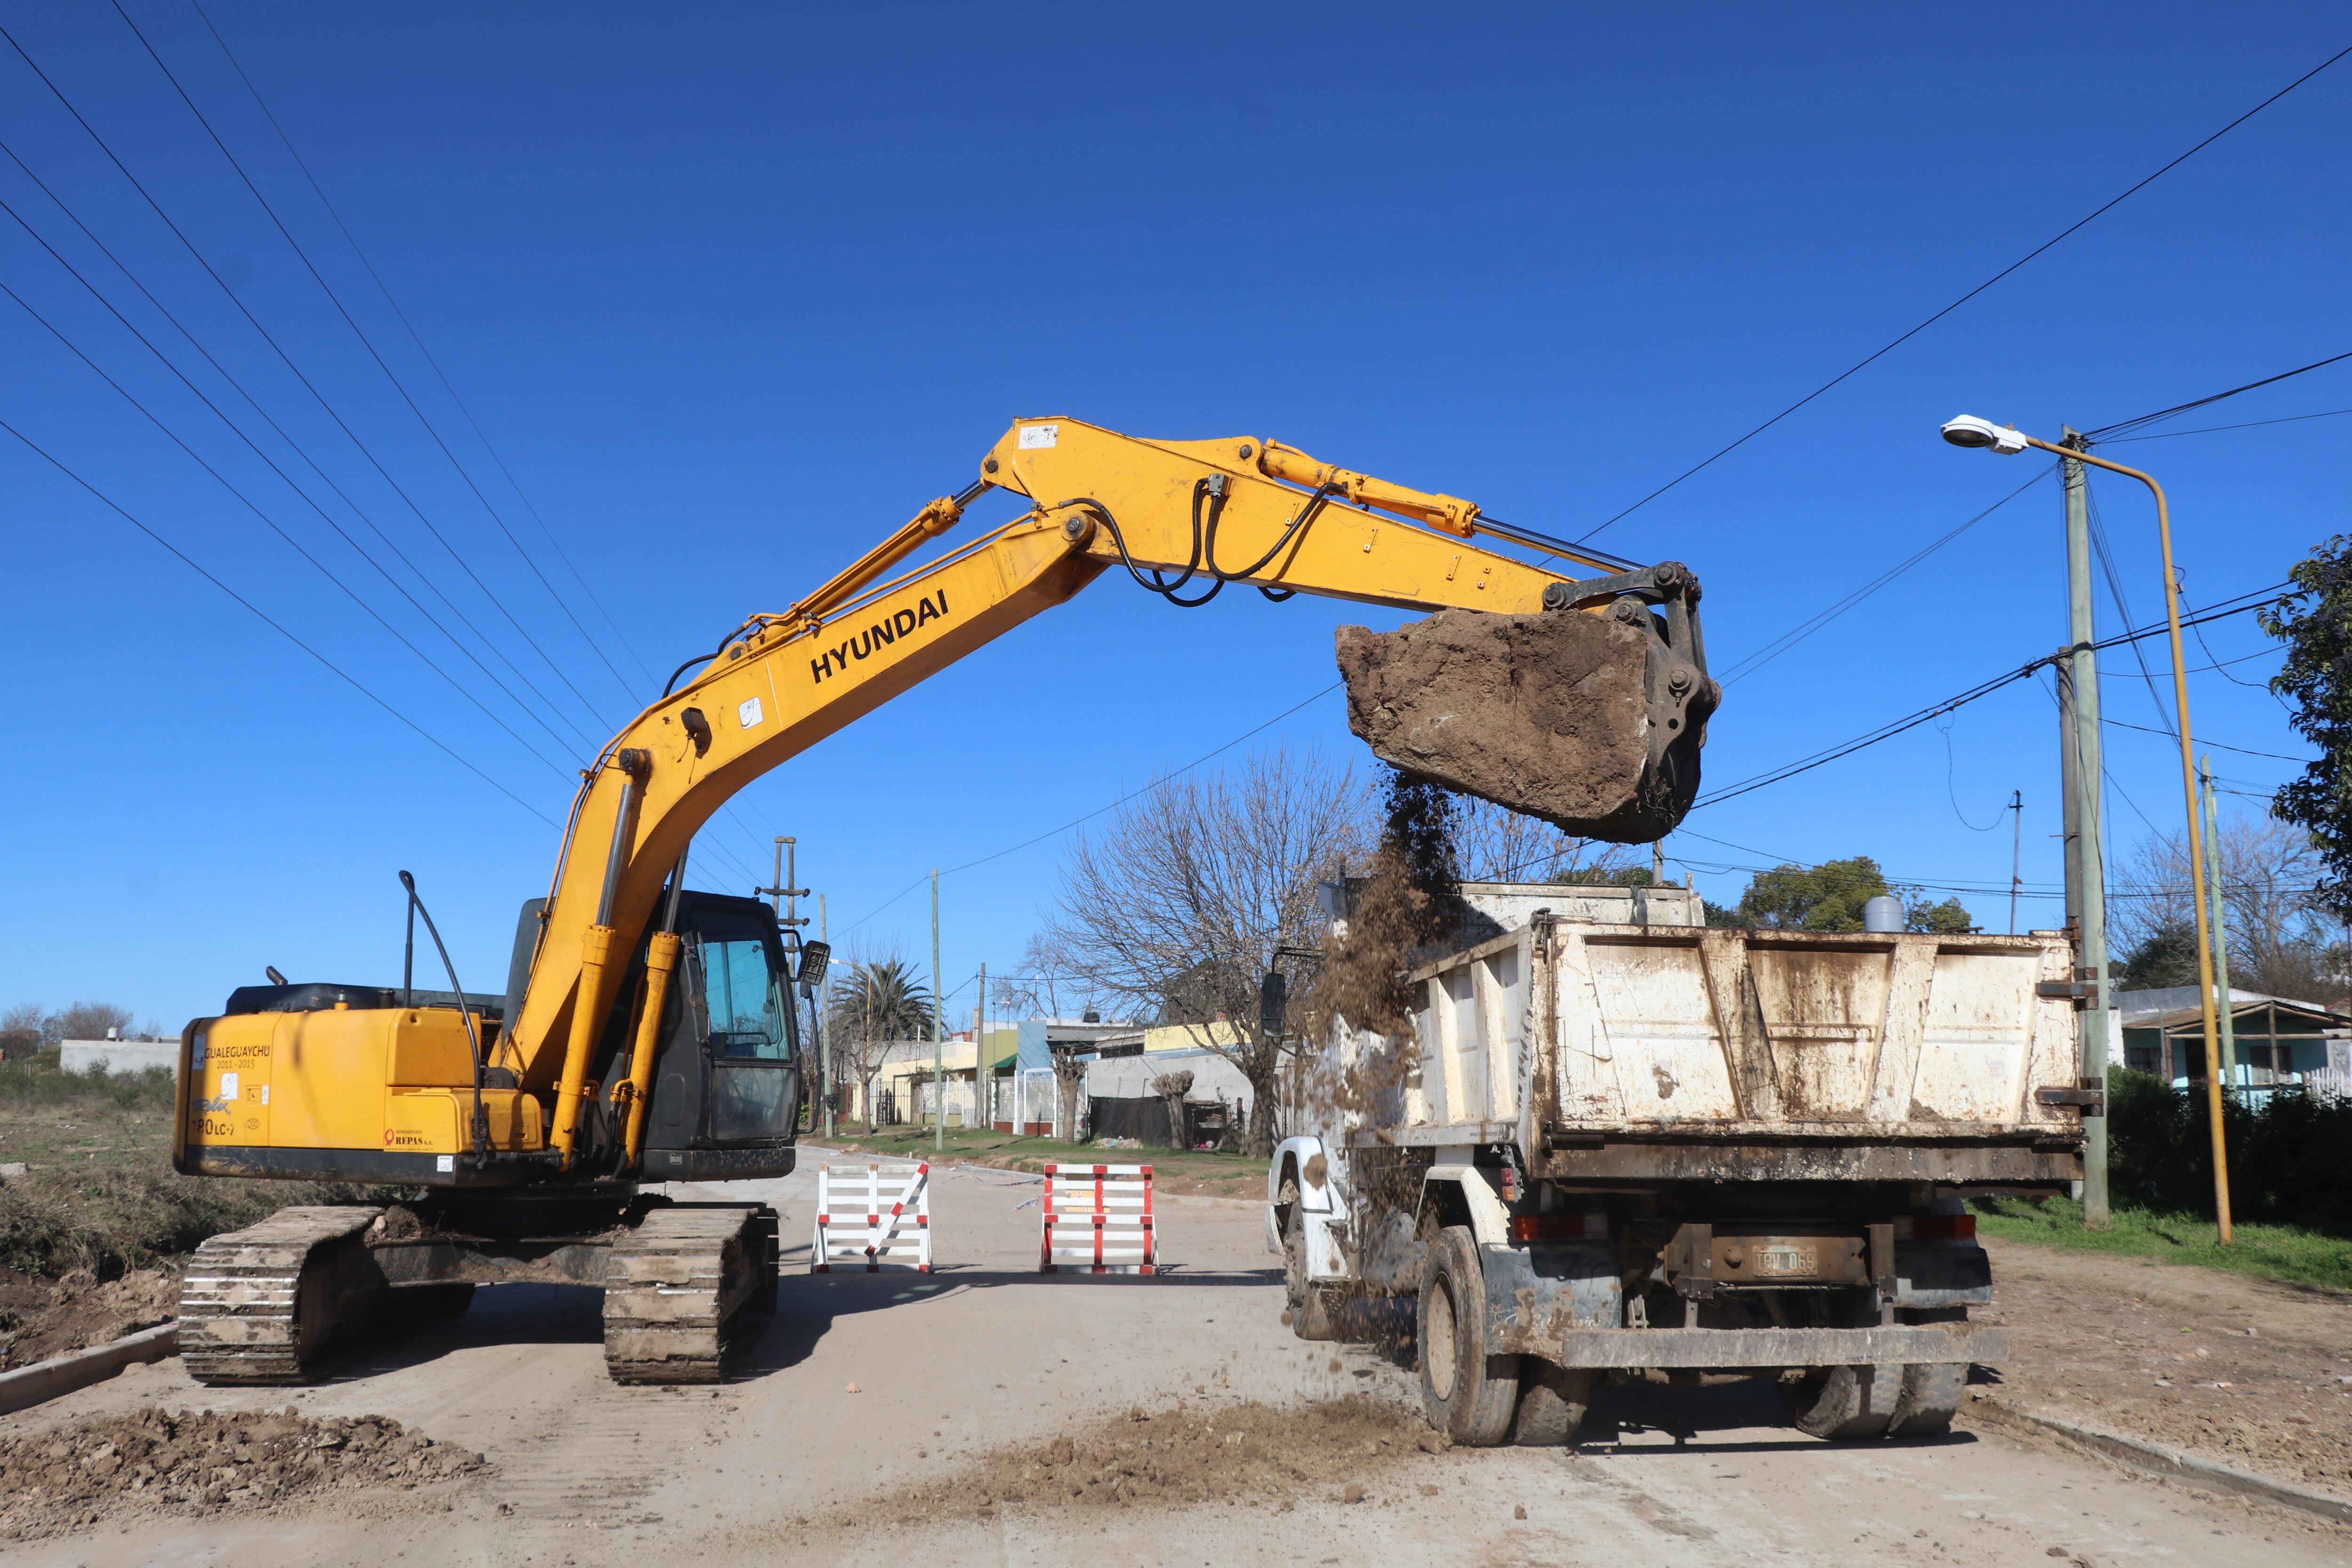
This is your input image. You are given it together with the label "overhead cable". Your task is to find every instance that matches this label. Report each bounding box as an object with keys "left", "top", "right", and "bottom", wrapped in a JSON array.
[
  {"left": 105, "top": 0, "right": 642, "bottom": 713},
  {"left": 1576, "top": 40, "right": 2352, "bottom": 544},
  {"left": 1, "top": 417, "right": 558, "bottom": 828},
  {"left": 188, "top": 0, "right": 660, "bottom": 690},
  {"left": 2085, "top": 348, "right": 2352, "bottom": 441}
]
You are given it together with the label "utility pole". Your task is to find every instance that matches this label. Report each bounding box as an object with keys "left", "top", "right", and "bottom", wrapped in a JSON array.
[
  {"left": 977, "top": 961, "right": 989, "bottom": 1133},
  {"left": 2200, "top": 758, "right": 2240, "bottom": 1091},
  {"left": 931, "top": 869, "right": 944, "bottom": 1154},
  {"left": 756, "top": 837, "right": 810, "bottom": 932},
  {"left": 818, "top": 894, "right": 833, "bottom": 1139},
  {"left": 2006, "top": 790, "right": 2024, "bottom": 935},
  {"left": 2060, "top": 430, "right": 2114, "bottom": 1226}
]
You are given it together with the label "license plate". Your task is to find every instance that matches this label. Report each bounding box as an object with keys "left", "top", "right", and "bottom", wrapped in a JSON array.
[{"left": 1753, "top": 1244, "right": 1817, "bottom": 1277}]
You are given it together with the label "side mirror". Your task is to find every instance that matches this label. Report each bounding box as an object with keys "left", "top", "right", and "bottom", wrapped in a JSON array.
[{"left": 795, "top": 940, "right": 831, "bottom": 992}]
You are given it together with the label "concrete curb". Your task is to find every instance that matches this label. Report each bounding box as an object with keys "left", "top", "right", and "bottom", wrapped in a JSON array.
[
  {"left": 1972, "top": 1398, "right": 2352, "bottom": 1525},
  {"left": 0, "top": 1322, "right": 179, "bottom": 1417}
]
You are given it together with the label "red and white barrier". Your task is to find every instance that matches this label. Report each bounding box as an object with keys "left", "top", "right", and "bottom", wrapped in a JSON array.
[
  {"left": 1039, "top": 1162, "right": 1156, "bottom": 1274},
  {"left": 814, "top": 1161, "right": 931, "bottom": 1273}
]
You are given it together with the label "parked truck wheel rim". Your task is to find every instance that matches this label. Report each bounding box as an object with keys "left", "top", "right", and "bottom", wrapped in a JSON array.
[{"left": 1424, "top": 1281, "right": 1459, "bottom": 1402}]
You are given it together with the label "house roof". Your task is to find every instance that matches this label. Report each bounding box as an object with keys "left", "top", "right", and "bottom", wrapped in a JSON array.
[{"left": 2113, "top": 986, "right": 2352, "bottom": 1034}]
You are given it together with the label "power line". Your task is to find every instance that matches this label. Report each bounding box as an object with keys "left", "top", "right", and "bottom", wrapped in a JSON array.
[
  {"left": 2104, "top": 405, "right": 2352, "bottom": 444},
  {"left": 187, "top": 0, "right": 659, "bottom": 689},
  {"left": 0, "top": 20, "right": 613, "bottom": 748},
  {"left": 841, "top": 682, "right": 1344, "bottom": 933},
  {"left": 0, "top": 177, "right": 593, "bottom": 771},
  {"left": 1717, "top": 469, "right": 2048, "bottom": 685},
  {"left": 1692, "top": 586, "right": 2284, "bottom": 809},
  {"left": 1, "top": 416, "right": 558, "bottom": 827},
  {"left": 2086, "top": 348, "right": 2352, "bottom": 441},
  {"left": 1576, "top": 39, "right": 2352, "bottom": 544},
  {"left": 2102, "top": 716, "right": 2307, "bottom": 763},
  {"left": 105, "top": 0, "right": 642, "bottom": 713},
  {"left": 0, "top": 271, "right": 586, "bottom": 783}
]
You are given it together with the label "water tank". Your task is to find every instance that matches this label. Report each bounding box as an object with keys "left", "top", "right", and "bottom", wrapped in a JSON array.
[{"left": 1862, "top": 894, "right": 1904, "bottom": 934}]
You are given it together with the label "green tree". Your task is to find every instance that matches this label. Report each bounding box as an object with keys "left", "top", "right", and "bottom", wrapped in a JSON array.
[
  {"left": 1728, "top": 855, "right": 1973, "bottom": 933},
  {"left": 826, "top": 956, "right": 935, "bottom": 1127},
  {"left": 2263, "top": 538, "right": 2352, "bottom": 919},
  {"left": 2116, "top": 919, "right": 2201, "bottom": 990}
]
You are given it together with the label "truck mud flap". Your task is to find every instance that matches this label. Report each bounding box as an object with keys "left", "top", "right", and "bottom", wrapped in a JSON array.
[
  {"left": 1482, "top": 1242, "right": 1620, "bottom": 1356},
  {"left": 1548, "top": 1323, "right": 2005, "bottom": 1370}
]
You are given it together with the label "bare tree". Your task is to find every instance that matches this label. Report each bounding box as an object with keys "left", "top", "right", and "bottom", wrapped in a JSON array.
[
  {"left": 1032, "top": 747, "right": 1367, "bottom": 1156},
  {"left": 2110, "top": 813, "right": 2343, "bottom": 1000},
  {"left": 1449, "top": 796, "right": 1641, "bottom": 884},
  {"left": 50, "top": 1002, "right": 133, "bottom": 1043}
]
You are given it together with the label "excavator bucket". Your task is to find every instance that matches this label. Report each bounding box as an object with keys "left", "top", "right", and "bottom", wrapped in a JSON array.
[{"left": 1334, "top": 578, "right": 1718, "bottom": 844}]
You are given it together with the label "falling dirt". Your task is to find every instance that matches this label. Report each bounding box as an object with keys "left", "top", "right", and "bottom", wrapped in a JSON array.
[
  {"left": 0, "top": 1406, "right": 489, "bottom": 1541},
  {"left": 0, "top": 1266, "right": 177, "bottom": 1371},
  {"left": 811, "top": 1396, "right": 1446, "bottom": 1527},
  {"left": 1336, "top": 606, "right": 1683, "bottom": 842}
]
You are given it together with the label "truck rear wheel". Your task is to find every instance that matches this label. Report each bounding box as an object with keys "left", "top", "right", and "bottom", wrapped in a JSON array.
[
  {"left": 1888, "top": 1362, "right": 1966, "bottom": 1437},
  {"left": 1784, "top": 1364, "right": 1900, "bottom": 1441},
  {"left": 1509, "top": 1359, "right": 1593, "bottom": 1446},
  {"left": 1280, "top": 1182, "right": 1337, "bottom": 1341},
  {"left": 1417, "top": 1225, "right": 1518, "bottom": 1446}
]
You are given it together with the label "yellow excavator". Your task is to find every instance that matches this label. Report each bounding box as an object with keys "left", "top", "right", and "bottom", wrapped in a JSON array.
[{"left": 172, "top": 417, "right": 1716, "bottom": 1384}]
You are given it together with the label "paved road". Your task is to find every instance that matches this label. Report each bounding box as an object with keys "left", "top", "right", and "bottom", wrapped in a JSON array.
[{"left": 4, "top": 1152, "right": 2346, "bottom": 1567}]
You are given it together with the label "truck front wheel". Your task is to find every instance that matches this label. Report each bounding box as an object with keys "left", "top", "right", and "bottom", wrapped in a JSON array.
[
  {"left": 1417, "top": 1226, "right": 1519, "bottom": 1446},
  {"left": 1280, "top": 1182, "right": 1337, "bottom": 1341}
]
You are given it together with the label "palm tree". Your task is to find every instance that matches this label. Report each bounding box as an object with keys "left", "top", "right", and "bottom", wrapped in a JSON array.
[{"left": 826, "top": 957, "right": 935, "bottom": 1126}]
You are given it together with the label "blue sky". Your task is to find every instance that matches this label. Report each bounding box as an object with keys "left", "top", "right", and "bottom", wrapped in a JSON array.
[{"left": 3, "top": 3, "right": 2347, "bottom": 1030}]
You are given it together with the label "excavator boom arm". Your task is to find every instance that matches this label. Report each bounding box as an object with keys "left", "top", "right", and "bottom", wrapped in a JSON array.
[{"left": 510, "top": 418, "right": 1705, "bottom": 1162}]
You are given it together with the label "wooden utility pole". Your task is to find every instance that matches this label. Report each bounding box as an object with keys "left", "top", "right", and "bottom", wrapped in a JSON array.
[
  {"left": 2200, "top": 758, "right": 2240, "bottom": 1090},
  {"left": 977, "top": 962, "right": 989, "bottom": 1133},
  {"left": 2007, "top": 790, "right": 2024, "bottom": 935}
]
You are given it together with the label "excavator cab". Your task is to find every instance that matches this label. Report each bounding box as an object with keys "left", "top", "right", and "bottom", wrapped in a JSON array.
[{"left": 633, "top": 891, "right": 804, "bottom": 1182}]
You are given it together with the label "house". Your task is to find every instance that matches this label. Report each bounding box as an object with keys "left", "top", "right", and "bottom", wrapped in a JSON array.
[{"left": 2114, "top": 987, "right": 2352, "bottom": 1096}]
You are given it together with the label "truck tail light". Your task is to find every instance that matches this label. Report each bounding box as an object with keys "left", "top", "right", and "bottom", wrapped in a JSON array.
[
  {"left": 1510, "top": 1213, "right": 1608, "bottom": 1244},
  {"left": 1891, "top": 1214, "right": 1976, "bottom": 1242}
]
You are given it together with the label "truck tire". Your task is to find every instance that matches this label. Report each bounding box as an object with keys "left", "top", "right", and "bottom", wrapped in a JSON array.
[
  {"left": 1417, "top": 1226, "right": 1519, "bottom": 1447},
  {"left": 1509, "top": 1359, "right": 1593, "bottom": 1446},
  {"left": 1280, "top": 1183, "right": 1337, "bottom": 1341},
  {"left": 1784, "top": 1364, "right": 1900, "bottom": 1441},
  {"left": 1887, "top": 1362, "right": 1966, "bottom": 1437}
]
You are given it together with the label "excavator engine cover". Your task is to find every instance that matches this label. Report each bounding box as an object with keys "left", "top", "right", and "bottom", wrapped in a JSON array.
[{"left": 1334, "top": 569, "right": 1717, "bottom": 843}]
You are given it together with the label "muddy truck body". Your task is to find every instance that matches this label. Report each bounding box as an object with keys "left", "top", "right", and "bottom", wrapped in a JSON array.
[{"left": 1268, "top": 897, "right": 2091, "bottom": 1443}]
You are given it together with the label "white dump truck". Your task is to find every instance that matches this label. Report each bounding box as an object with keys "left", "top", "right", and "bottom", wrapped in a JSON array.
[{"left": 1267, "top": 882, "right": 2090, "bottom": 1444}]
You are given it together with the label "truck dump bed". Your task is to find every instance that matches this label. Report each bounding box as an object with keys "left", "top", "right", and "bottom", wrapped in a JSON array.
[{"left": 1370, "top": 917, "right": 2084, "bottom": 1186}]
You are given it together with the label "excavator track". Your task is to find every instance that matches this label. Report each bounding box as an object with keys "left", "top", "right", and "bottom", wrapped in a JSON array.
[
  {"left": 180, "top": 1206, "right": 385, "bottom": 1386},
  {"left": 602, "top": 1203, "right": 778, "bottom": 1384}
]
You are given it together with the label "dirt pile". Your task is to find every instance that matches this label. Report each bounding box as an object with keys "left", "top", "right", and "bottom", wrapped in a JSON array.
[
  {"left": 0, "top": 1407, "right": 488, "bottom": 1541},
  {"left": 1309, "top": 772, "right": 1466, "bottom": 1038},
  {"left": 834, "top": 1397, "right": 1441, "bottom": 1523},
  {"left": 1335, "top": 607, "right": 1679, "bottom": 842},
  {"left": 0, "top": 1266, "right": 176, "bottom": 1370}
]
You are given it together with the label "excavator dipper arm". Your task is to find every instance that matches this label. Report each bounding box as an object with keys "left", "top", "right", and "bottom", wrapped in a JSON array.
[{"left": 506, "top": 418, "right": 1704, "bottom": 1165}]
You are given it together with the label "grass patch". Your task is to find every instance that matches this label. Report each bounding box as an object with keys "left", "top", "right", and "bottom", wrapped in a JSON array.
[
  {"left": 1973, "top": 1194, "right": 2352, "bottom": 1294},
  {"left": 0, "top": 1056, "right": 333, "bottom": 1280}
]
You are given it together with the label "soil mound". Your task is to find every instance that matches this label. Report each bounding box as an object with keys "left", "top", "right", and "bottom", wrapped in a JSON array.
[
  {"left": 834, "top": 1396, "right": 1443, "bottom": 1524},
  {"left": 1336, "top": 607, "right": 1678, "bottom": 842},
  {"left": 0, "top": 1266, "right": 176, "bottom": 1371},
  {"left": 0, "top": 1406, "right": 488, "bottom": 1541}
]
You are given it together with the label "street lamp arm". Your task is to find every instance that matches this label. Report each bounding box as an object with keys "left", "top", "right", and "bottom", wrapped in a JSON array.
[{"left": 2018, "top": 433, "right": 2229, "bottom": 1241}]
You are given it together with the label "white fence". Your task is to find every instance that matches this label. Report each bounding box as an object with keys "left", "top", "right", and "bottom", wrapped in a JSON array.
[
  {"left": 1039, "top": 1163, "right": 1157, "bottom": 1274},
  {"left": 813, "top": 1162, "right": 931, "bottom": 1273}
]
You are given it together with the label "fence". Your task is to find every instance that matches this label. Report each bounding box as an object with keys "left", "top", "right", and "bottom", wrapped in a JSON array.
[
  {"left": 813, "top": 1162, "right": 931, "bottom": 1272},
  {"left": 1039, "top": 1163, "right": 1156, "bottom": 1274}
]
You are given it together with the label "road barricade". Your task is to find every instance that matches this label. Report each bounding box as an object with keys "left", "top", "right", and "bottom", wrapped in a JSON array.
[
  {"left": 813, "top": 1161, "right": 931, "bottom": 1272},
  {"left": 1039, "top": 1162, "right": 1156, "bottom": 1274}
]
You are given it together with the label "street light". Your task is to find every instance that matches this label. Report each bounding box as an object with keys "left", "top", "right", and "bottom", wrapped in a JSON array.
[{"left": 1940, "top": 414, "right": 2233, "bottom": 1242}]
